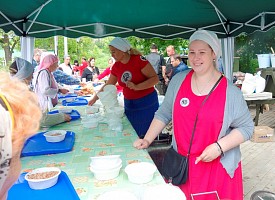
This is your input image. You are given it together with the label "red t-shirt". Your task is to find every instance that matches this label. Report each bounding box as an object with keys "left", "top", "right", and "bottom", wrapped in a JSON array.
[
  {"left": 98, "top": 67, "right": 111, "bottom": 80},
  {"left": 111, "top": 55, "right": 154, "bottom": 99}
]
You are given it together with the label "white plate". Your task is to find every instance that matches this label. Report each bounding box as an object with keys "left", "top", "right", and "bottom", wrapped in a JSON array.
[{"left": 97, "top": 190, "right": 138, "bottom": 200}]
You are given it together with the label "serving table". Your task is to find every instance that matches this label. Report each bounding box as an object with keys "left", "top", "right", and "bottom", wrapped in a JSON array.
[{"left": 20, "top": 106, "right": 166, "bottom": 199}]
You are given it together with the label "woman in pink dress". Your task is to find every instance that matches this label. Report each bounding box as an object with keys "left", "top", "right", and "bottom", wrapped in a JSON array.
[{"left": 134, "top": 30, "right": 254, "bottom": 199}]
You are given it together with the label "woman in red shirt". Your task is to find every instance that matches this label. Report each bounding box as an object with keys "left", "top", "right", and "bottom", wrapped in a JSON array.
[{"left": 89, "top": 37, "right": 159, "bottom": 138}]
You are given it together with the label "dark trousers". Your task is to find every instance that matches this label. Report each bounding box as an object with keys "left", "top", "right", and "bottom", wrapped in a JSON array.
[
  {"left": 155, "top": 81, "right": 167, "bottom": 95},
  {"left": 124, "top": 90, "right": 159, "bottom": 138}
]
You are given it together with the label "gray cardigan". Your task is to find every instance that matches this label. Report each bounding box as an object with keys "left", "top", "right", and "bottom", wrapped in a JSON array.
[{"left": 155, "top": 69, "right": 254, "bottom": 178}]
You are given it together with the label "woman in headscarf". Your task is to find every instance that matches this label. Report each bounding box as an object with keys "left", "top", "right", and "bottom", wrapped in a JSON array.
[
  {"left": 89, "top": 37, "right": 159, "bottom": 138},
  {"left": 32, "top": 53, "right": 71, "bottom": 127},
  {"left": 134, "top": 30, "right": 254, "bottom": 199},
  {"left": 0, "top": 72, "right": 41, "bottom": 199},
  {"left": 9, "top": 57, "right": 34, "bottom": 86}
]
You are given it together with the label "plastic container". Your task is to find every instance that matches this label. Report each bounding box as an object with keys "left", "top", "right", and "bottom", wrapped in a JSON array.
[
  {"left": 90, "top": 155, "right": 121, "bottom": 166},
  {"left": 90, "top": 158, "right": 122, "bottom": 171},
  {"left": 25, "top": 167, "right": 61, "bottom": 190},
  {"left": 43, "top": 130, "right": 67, "bottom": 143},
  {"left": 257, "top": 54, "right": 271, "bottom": 68},
  {"left": 58, "top": 107, "right": 73, "bottom": 114},
  {"left": 90, "top": 164, "right": 122, "bottom": 180},
  {"left": 125, "top": 162, "right": 157, "bottom": 184}
]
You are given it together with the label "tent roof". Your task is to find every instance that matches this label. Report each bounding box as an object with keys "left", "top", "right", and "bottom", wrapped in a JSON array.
[{"left": 1, "top": 0, "right": 275, "bottom": 39}]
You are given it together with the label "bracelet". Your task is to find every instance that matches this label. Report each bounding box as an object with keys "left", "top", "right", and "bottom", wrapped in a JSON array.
[{"left": 215, "top": 141, "right": 224, "bottom": 157}]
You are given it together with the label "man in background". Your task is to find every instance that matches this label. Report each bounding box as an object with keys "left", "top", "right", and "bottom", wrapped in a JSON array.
[
  {"left": 170, "top": 54, "right": 189, "bottom": 80},
  {"left": 163, "top": 45, "right": 176, "bottom": 89},
  {"left": 146, "top": 44, "right": 166, "bottom": 95},
  {"left": 32, "top": 48, "right": 42, "bottom": 70}
]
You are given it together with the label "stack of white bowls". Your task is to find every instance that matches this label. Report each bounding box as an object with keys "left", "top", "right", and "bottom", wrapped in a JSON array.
[
  {"left": 89, "top": 155, "right": 122, "bottom": 180},
  {"left": 97, "top": 85, "right": 118, "bottom": 109},
  {"left": 98, "top": 85, "right": 124, "bottom": 131}
]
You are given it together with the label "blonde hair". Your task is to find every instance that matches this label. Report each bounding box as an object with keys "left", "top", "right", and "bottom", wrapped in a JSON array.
[
  {"left": 0, "top": 72, "right": 42, "bottom": 144},
  {"left": 129, "top": 48, "right": 142, "bottom": 56}
]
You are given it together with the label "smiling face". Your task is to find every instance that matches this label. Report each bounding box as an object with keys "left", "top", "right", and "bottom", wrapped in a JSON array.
[{"left": 188, "top": 40, "right": 216, "bottom": 74}]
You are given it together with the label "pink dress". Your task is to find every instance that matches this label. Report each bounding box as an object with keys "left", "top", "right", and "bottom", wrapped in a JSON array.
[{"left": 173, "top": 71, "right": 243, "bottom": 200}]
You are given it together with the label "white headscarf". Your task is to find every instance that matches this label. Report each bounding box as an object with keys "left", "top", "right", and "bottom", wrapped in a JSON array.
[
  {"left": 109, "top": 37, "right": 131, "bottom": 53},
  {"left": 0, "top": 95, "right": 13, "bottom": 190},
  {"left": 189, "top": 30, "right": 221, "bottom": 65},
  {"left": 13, "top": 58, "right": 34, "bottom": 80}
]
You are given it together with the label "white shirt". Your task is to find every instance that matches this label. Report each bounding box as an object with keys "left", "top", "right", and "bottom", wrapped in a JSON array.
[{"left": 59, "top": 63, "right": 73, "bottom": 75}]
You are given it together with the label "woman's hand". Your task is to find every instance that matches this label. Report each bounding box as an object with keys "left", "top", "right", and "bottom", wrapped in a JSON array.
[
  {"left": 133, "top": 138, "right": 150, "bottom": 149},
  {"left": 195, "top": 143, "right": 222, "bottom": 164},
  {"left": 88, "top": 98, "right": 97, "bottom": 106},
  {"left": 59, "top": 88, "right": 69, "bottom": 94},
  {"left": 126, "top": 81, "right": 138, "bottom": 90},
  {"left": 64, "top": 114, "right": 72, "bottom": 122}
]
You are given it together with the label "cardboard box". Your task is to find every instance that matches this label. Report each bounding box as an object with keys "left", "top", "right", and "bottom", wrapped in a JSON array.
[{"left": 251, "top": 126, "right": 274, "bottom": 143}]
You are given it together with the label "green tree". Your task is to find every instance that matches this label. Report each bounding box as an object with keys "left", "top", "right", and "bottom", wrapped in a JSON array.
[{"left": 0, "top": 30, "right": 20, "bottom": 65}]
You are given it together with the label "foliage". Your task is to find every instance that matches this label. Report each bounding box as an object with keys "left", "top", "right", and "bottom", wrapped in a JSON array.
[{"left": 235, "top": 27, "right": 275, "bottom": 73}]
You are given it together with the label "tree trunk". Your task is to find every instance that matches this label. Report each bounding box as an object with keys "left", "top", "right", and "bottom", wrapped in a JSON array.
[{"left": 3, "top": 34, "right": 12, "bottom": 64}]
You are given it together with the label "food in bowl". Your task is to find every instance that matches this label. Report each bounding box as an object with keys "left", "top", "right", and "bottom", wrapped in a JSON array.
[
  {"left": 25, "top": 167, "right": 61, "bottom": 190},
  {"left": 125, "top": 162, "right": 157, "bottom": 184},
  {"left": 43, "top": 130, "right": 67, "bottom": 142},
  {"left": 65, "top": 97, "right": 76, "bottom": 102}
]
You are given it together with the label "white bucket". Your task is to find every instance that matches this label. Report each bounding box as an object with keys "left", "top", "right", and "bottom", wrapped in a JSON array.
[
  {"left": 257, "top": 54, "right": 271, "bottom": 68},
  {"left": 271, "top": 54, "right": 275, "bottom": 68}
]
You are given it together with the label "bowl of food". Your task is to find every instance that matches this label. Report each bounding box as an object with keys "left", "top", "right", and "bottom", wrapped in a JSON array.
[
  {"left": 25, "top": 167, "right": 61, "bottom": 190},
  {"left": 43, "top": 130, "right": 67, "bottom": 142},
  {"left": 125, "top": 162, "right": 157, "bottom": 184}
]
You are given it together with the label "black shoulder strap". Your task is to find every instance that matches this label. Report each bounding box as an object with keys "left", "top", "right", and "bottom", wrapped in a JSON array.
[{"left": 34, "top": 69, "right": 52, "bottom": 89}]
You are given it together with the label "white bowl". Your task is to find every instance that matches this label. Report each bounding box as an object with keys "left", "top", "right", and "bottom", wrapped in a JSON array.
[
  {"left": 90, "top": 158, "right": 122, "bottom": 171},
  {"left": 90, "top": 164, "right": 122, "bottom": 180},
  {"left": 85, "top": 106, "right": 99, "bottom": 114},
  {"left": 25, "top": 167, "right": 61, "bottom": 190},
  {"left": 81, "top": 118, "right": 98, "bottom": 128},
  {"left": 65, "top": 97, "right": 76, "bottom": 102},
  {"left": 103, "top": 85, "right": 117, "bottom": 93},
  {"left": 125, "top": 162, "right": 156, "bottom": 184},
  {"left": 143, "top": 184, "right": 186, "bottom": 200},
  {"left": 90, "top": 155, "right": 121, "bottom": 166},
  {"left": 43, "top": 130, "right": 67, "bottom": 142},
  {"left": 97, "top": 190, "right": 138, "bottom": 200},
  {"left": 58, "top": 107, "right": 73, "bottom": 114}
]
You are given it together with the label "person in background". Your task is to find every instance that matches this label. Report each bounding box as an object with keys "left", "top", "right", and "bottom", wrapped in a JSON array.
[
  {"left": 0, "top": 72, "right": 41, "bottom": 199},
  {"left": 32, "top": 54, "right": 72, "bottom": 127},
  {"left": 74, "top": 57, "right": 88, "bottom": 76},
  {"left": 163, "top": 45, "right": 176, "bottom": 91},
  {"left": 169, "top": 54, "right": 189, "bottom": 80},
  {"left": 81, "top": 57, "right": 100, "bottom": 82},
  {"left": 146, "top": 43, "right": 166, "bottom": 95},
  {"left": 134, "top": 30, "right": 254, "bottom": 199},
  {"left": 9, "top": 57, "right": 34, "bottom": 86},
  {"left": 32, "top": 48, "right": 42, "bottom": 70},
  {"left": 59, "top": 55, "right": 73, "bottom": 75},
  {"left": 53, "top": 67, "right": 80, "bottom": 85},
  {"left": 95, "top": 57, "right": 115, "bottom": 81},
  {"left": 88, "top": 37, "right": 159, "bottom": 138}
]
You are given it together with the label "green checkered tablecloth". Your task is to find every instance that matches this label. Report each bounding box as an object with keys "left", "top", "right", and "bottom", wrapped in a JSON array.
[{"left": 20, "top": 106, "right": 165, "bottom": 199}]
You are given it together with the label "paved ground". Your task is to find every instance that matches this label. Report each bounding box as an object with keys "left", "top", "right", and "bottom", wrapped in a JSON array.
[{"left": 242, "top": 104, "right": 275, "bottom": 199}]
